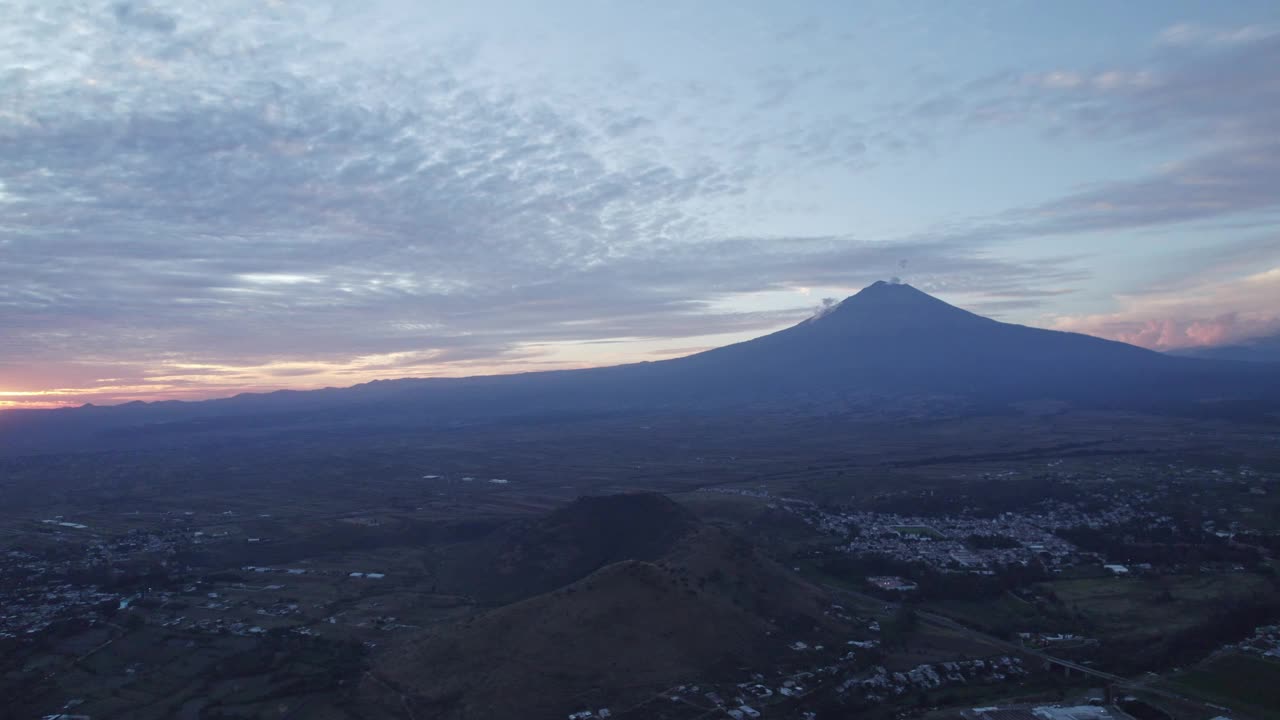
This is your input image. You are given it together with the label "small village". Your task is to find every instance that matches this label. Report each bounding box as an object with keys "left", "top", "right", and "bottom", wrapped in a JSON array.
[
  {"left": 703, "top": 461, "right": 1274, "bottom": 576},
  {"left": 0, "top": 513, "right": 405, "bottom": 644}
]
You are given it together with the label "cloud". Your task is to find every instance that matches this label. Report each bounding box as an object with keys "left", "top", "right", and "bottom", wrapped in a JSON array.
[
  {"left": 959, "top": 26, "right": 1280, "bottom": 145},
  {"left": 1051, "top": 266, "right": 1280, "bottom": 350},
  {"left": 1023, "top": 69, "right": 1157, "bottom": 92},
  {"left": 895, "top": 28, "right": 1280, "bottom": 245},
  {"left": 1057, "top": 314, "right": 1259, "bottom": 351},
  {"left": 1012, "top": 140, "right": 1280, "bottom": 234},
  {"left": 3, "top": 7, "right": 1276, "bottom": 408},
  {"left": 0, "top": 1, "right": 1093, "bottom": 408},
  {"left": 1157, "top": 23, "right": 1276, "bottom": 48}
]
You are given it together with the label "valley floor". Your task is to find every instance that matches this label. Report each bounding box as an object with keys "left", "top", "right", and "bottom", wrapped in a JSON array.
[{"left": 1, "top": 411, "right": 1277, "bottom": 719}]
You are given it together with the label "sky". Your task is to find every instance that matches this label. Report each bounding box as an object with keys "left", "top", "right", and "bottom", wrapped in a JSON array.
[{"left": 2, "top": 0, "right": 1279, "bottom": 409}]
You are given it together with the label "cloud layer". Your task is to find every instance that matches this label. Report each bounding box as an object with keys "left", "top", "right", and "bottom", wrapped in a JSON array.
[{"left": 2, "top": 6, "right": 1278, "bottom": 406}]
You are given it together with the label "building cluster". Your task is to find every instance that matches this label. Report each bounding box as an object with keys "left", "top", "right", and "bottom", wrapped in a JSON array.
[
  {"left": 702, "top": 462, "right": 1279, "bottom": 574},
  {"left": 0, "top": 579, "right": 119, "bottom": 639},
  {"left": 652, "top": 618, "right": 1033, "bottom": 717},
  {"left": 757, "top": 468, "right": 1228, "bottom": 568},
  {"left": 657, "top": 613, "right": 885, "bottom": 717},
  {"left": 840, "top": 657, "right": 1027, "bottom": 703},
  {"left": 796, "top": 505, "right": 1093, "bottom": 571},
  {"left": 867, "top": 576, "right": 917, "bottom": 592},
  {"left": 964, "top": 704, "right": 1118, "bottom": 720},
  {"left": 698, "top": 487, "right": 780, "bottom": 501},
  {"left": 1016, "top": 632, "right": 1098, "bottom": 650},
  {"left": 707, "top": 469, "right": 1244, "bottom": 573},
  {"left": 240, "top": 565, "right": 389, "bottom": 580},
  {"left": 421, "top": 472, "right": 516, "bottom": 486},
  {"left": 1229, "top": 624, "right": 1280, "bottom": 659},
  {"left": 1, "top": 544, "right": 140, "bottom": 640},
  {"left": 0, "top": 516, "right": 248, "bottom": 640},
  {"left": 86, "top": 526, "right": 191, "bottom": 560}
]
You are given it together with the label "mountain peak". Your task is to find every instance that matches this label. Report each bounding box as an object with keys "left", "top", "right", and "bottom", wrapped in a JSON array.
[
  {"left": 848, "top": 279, "right": 931, "bottom": 301},
  {"left": 812, "top": 281, "right": 981, "bottom": 330}
]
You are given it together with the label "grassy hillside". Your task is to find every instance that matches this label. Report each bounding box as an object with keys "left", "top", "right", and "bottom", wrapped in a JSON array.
[{"left": 371, "top": 525, "right": 843, "bottom": 719}]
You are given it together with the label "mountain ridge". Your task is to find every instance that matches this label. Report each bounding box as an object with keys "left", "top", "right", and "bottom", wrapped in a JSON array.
[
  {"left": 2, "top": 282, "right": 1276, "bottom": 455},
  {"left": 1169, "top": 331, "right": 1280, "bottom": 363}
]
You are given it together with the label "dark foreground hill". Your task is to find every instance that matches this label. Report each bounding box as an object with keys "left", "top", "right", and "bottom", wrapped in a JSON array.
[
  {"left": 369, "top": 496, "right": 841, "bottom": 719},
  {"left": 3, "top": 282, "right": 1277, "bottom": 455},
  {"left": 436, "top": 493, "right": 698, "bottom": 603}
]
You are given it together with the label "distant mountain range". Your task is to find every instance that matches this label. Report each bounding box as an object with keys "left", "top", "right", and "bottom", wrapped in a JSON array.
[
  {"left": 2, "top": 281, "right": 1277, "bottom": 455},
  {"left": 1169, "top": 332, "right": 1280, "bottom": 363}
]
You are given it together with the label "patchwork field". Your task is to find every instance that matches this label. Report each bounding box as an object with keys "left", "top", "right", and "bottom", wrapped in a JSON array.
[{"left": 1045, "top": 574, "right": 1272, "bottom": 640}]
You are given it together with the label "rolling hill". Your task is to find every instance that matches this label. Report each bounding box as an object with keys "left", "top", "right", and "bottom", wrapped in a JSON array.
[
  {"left": 368, "top": 494, "right": 844, "bottom": 719},
  {"left": 435, "top": 493, "right": 699, "bottom": 603}
]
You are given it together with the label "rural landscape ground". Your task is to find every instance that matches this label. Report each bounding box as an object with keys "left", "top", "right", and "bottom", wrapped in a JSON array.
[{"left": 2, "top": 407, "right": 1278, "bottom": 720}]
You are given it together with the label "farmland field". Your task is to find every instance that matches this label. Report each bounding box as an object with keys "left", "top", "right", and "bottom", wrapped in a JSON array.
[
  {"left": 1042, "top": 574, "right": 1272, "bottom": 639},
  {"left": 1167, "top": 653, "right": 1280, "bottom": 720}
]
